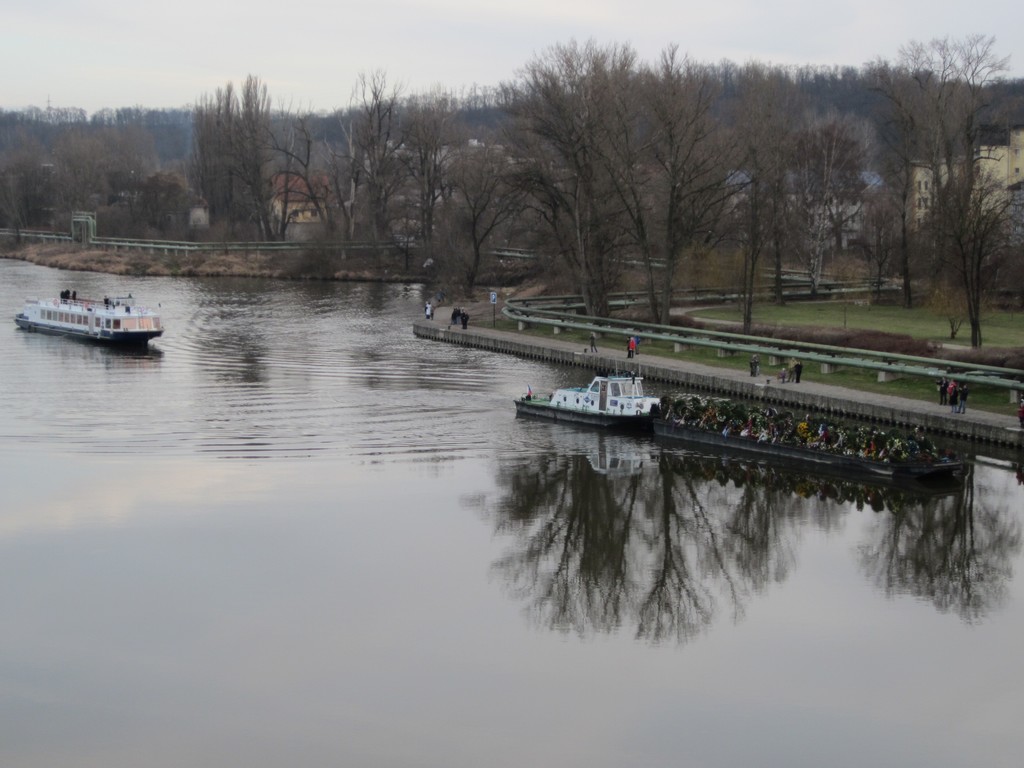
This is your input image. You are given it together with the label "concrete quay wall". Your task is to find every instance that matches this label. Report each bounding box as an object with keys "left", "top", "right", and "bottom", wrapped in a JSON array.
[{"left": 414, "top": 321, "right": 1024, "bottom": 451}]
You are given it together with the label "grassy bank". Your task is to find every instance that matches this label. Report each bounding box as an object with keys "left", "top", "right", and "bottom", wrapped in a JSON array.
[
  {"left": 691, "top": 301, "right": 1024, "bottom": 349},
  {"left": 493, "top": 317, "right": 1020, "bottom": 416}
]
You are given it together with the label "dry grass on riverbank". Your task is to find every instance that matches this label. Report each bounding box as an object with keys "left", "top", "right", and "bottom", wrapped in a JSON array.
[{"left": 0, "top": 241, "right": 434, "bottom": 282}]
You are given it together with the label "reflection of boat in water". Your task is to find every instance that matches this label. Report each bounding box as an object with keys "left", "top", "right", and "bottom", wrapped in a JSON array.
[
  {"left": 667, "top": 452, "right": 962, "bottom": 512},
  {"left": 15, "top": 294, "right": 164, "bottom": 346},
  {"left": 588, "top": 448, "right": 646, "bottom": 476},
  {"left": 655, "top": 395, "right": 964, "bottom": 483},
  {"left": 515, "top": 371, "right": 661, "bottom": 431}
]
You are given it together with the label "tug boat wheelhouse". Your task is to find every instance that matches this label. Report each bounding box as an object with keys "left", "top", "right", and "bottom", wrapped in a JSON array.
[
  {"left": 14, "top": 294, "right": 164, "bottom": 346},
  {"left": 514, "top": 371, "right": 661, "bottom": 431}
]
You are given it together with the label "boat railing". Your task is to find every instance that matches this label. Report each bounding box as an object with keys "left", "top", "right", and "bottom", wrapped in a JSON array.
[{"left": 33, "top": 297, "right": 157, "bottom": 316}]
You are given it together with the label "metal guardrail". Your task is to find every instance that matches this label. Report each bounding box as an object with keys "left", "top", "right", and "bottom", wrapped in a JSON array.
[
  {"left": 3, "top": 228, "right": 542, "bottom": 259},
  {"left": 502, "top": 296, "right": 1024, "bottom": 397},
  {"left": 0, "top": 229, "right": 410, "bottom": 254},
  {"left": 90, "top": 237, "right": 394, "bottom": 253},
  {"left": 0, "top": 229, "right": 73, "bottom": 243}
]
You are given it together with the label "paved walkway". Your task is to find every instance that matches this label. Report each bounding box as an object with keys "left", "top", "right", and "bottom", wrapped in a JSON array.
[{"left": 414, "top": 318, "right": 1024, "bottom": 451}]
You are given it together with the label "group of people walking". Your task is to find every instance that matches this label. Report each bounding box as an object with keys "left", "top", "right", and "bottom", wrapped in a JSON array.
[
  {"left": 750, "top": 354, "right": 803, "bottom": 383},
  {"left": 937, "top": 376, "right": 970, "bottom": 414},
  {"left": 424, "top": 300, "right": 469, "bottom": 329},
  {"left": 449, "top": 306, "right": 469, "bottom": 329}
]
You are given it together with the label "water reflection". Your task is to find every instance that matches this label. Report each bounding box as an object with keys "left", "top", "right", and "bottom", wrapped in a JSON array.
[
  {"left": 858, "top": 463, "right": 1022, "bottom": 622},
  {"left": 485, "top": 443, "right": 1006, "bottom": 644},
  {"left": 15, "top": 329, "right": 164, "bottom": 367}
]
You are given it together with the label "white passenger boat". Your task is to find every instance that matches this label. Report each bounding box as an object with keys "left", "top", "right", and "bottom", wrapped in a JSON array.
[
  {"left": 14, "top": 294, "right": 164, "bottom": 346},
  {"left": 514, "top": 371, "right": 662, "bottom": 431}
]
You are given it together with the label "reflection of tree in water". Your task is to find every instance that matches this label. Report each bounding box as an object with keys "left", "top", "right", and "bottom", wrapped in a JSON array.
[
  {"left": 488, "top": 448, "right": 961, "bottom": 644},
  {"left": 858, "top": 464, "right": 1021, "bottom": 622},
  {"left": 635, "top": 454, "right": 802, "bottom": 642},
  {"left": 492, "top": 452, "right": 641, "bottom": 636}
]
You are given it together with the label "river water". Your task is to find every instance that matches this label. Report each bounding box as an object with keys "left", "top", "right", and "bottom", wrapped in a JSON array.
[{"left": 2, "top": 258, "right": 1023, "bottom": 768}]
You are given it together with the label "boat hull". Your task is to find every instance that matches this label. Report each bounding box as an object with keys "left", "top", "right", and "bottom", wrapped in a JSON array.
[
  {"left": 652, "top": 418, "right": 963, "bottom": 481},
  {"left": 514, "top": 398, "right": 655, "bottom": 432},
  {"left": 15, "top": 314, "right": 162, "bottom": 345}
]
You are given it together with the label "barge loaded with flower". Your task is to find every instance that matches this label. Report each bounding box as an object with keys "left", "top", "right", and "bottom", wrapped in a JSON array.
[
  {"left": 654, "top": 394, "right": 964, "bottom": 481},
  {"left": 14, "top": 293, "right": 164, "bottom": 346},
  {"left": 515, "top": 371, "right": 661, "bottom": 431}
]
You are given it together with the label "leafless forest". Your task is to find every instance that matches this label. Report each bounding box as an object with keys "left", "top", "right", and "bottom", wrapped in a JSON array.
[{"left": 3, "top": 36, "right": 1024, "bottom": 346}]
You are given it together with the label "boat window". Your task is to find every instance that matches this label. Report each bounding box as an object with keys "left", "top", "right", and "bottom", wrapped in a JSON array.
[
  {"left": 610, "top": 383, "right": 621, "bottom": 397},
  {"left": 113, "top": 319, "right": 121, "bottom": 330},
  {"left": 589, "top": 383, "right": 600, "bottom": 393}
]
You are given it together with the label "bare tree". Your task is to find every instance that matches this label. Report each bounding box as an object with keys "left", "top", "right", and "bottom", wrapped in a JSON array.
[
  {"left": 189, "top": 76, "right": 276, "bottom": 240},
  {"left": 99, "top": 123, "right": 157, "bottom": 229},
  {"left": 904, "top": 35, "right": 1012, "bottom": 346},
  {"left": 869, "top": 59, "right": 928, "bottom": 307},
  {"left": 791, "top": 113, "right": 866, "bottom": 295},
  {"left": 137, "top": 170, "right": 189, "bottom": 233},
  {"left": 350, "top": 70, "right": 405, "bottom": 248},
  {"left": 856, "top": 190, "right": 900, "bottom": 300},
  {"left": 401, "top": 89, "right": 460, "bottom": 256},
  {"left": 447, "top": 137, "right": 522, "bottom": 290},
  {"left": 325, "top": 108, "right": 360, "bottom": 241},
  {"left": 190, "top": 85, "right": 238, "bottom": 226},
  {"left": 640, "top": 48, "right": 734, "bottom": 323},
  {"left": 52, "top": 127, "right": 111, "bottom": 213},
  {"left": 268, "top": 112, "right": 335, "bottom": 240},
  {"left": 0, "top": 133, "right": 53, "bottom": 235},
  {"left": 231, "top": 75, "right": 276, "bottom": 240},
  {"left": 729, "top": 64, "right": 800, "bottom": 332},
  {"left": 502, "top": 40, "right": 637, "bottom": 316}
]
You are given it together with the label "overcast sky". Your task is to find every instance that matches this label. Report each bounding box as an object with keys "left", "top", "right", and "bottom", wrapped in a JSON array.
[{"left": 3, "top": 0, "right": 1021, "bottom": 115}]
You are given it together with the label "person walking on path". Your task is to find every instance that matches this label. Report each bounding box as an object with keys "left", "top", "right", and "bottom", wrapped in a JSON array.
[
  {"left": 589, "top": 332, "right": 598, "bottom": 353},
  {"left": 957, "top": 383, "right": 969, "bottom": 413},
  {"left": 750, "top": 354, "right": 760, "bottom": 377},
  {"left": 425, "top": 301, "right": 433, "bottom": 320},
  {"left": 793, "top": 361, "right": 803, "bottom": 383},
  {"left": 949, "top": 382, "right": 960, "bottom": 414},
  {"left": 627, "top": 336, "right": 636, "bottom": 358},
  {"left": 938, "top": 376, "right": 948, "bottom": 405},
  {"left": 1018, "top": 400, "right": 1024, "bottom": 428}
]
